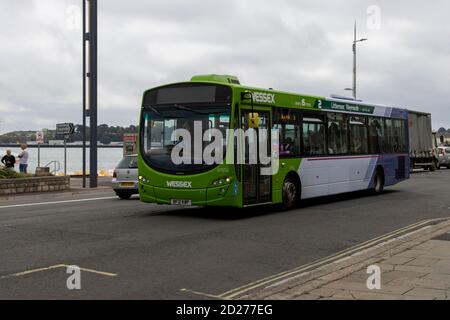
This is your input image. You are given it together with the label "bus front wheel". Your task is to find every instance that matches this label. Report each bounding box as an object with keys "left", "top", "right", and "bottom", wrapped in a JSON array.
[{"left": 282, "top": 176, "right": 299, "bottom": 210}]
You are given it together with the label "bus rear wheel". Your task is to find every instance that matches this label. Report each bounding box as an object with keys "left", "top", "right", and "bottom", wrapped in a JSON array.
[
  {"left": 282, "top": 176, "right": 299, "bottom": 210},
  {"left": 372, "top": 169, "right": 385, "bottom": 195}
]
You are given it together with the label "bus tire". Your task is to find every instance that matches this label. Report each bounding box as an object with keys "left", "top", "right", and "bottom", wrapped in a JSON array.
[
  {"left": 281, "top": 175, "right": 300, "bottom": 210},
  {"left": 372, "top": 168, "right": 385, "bottom": 195}
]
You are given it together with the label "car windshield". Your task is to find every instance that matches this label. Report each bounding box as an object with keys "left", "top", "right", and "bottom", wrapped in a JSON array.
[
  {"left": 141, "top": 104, "right": 230, "bottom": 174},
  {"left": 116, "top": 156, "right": 138, "bottom": 169}
]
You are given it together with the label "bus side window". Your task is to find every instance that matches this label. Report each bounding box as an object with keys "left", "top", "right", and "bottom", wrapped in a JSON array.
[
  {"left": 349, "top": 116, "right": 368, "bottom": 155},
  {"left": 302, "top": 115, "right": 325, "bottom": 156},
  {"left": 384, "top": 119, "right": 394, "bottom": 154},
  {"left": 369, "top": 117, "right": 384, "bottom": 154},
  {"left": 392, "top": 119, "right": 406, "bottom": 153},
  {"left": 327, "top": 113, "right": 348, "bottom": 155},
  {"left": 272, "top": 108, "right": 300, "bottom": 157}
]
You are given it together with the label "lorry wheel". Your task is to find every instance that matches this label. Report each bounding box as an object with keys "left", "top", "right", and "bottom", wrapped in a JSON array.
[{"left": 372, "top": 169, "right": 385, "bottom": 195}]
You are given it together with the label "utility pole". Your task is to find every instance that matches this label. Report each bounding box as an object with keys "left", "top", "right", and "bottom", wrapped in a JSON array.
[
  {"left": 83, "top": 0, "right": 98, "bottom": 188},
  {"left": 352, "top": 21, "right": 357, "bottom": 100},
  {"left": 346, "top": 21, "right": 367, "bottom": 100}
]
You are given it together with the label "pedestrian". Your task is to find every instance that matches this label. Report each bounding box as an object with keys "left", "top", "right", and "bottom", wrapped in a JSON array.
[
  {"left": 1, "top": 149, "right": 16, "bottom": 170},
  {"left": 17, "top": 144, "right": 29, "bottom": 173}
]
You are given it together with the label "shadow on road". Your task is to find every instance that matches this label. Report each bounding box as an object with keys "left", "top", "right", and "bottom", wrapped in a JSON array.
[{"left": 139, "top": 189, "right": 400, "bottom": 221}]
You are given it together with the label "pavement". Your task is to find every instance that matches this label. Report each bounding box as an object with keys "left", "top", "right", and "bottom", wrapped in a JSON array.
[
  {"left": 238, "top": 218, "right": 450, "bottom": 300},
  {"left": 0, "top": 169, "right": 450, "bottom": 299}
]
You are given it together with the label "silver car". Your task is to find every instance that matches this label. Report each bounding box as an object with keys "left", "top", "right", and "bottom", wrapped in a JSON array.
[
  {"left": 112, "top": 154, "right": 139, "bottom": 199},
  {"left": 438, "top": 147, "right": 450, "bottom": 169}
]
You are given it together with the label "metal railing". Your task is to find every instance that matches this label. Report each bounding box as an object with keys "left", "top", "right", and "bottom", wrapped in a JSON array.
[{"left": 44, "top": 161, "right": 61, "bottom": 175}]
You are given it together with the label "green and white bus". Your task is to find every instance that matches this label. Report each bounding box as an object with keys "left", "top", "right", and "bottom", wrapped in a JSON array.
[{"left": 138, "top": 74, "right": 409, "bottom": 209}]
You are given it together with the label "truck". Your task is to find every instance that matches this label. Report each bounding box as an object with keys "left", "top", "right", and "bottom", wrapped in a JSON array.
[{"left": 408, "top": 110, "right": 439, "bottom": 171}]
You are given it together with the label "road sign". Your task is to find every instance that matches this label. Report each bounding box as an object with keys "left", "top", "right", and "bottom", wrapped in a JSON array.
[
  {"left": 123, "top": 133, "right": 138, "bottom": 156},
  {"left": 35, "top": 131, "right": 44, "bottom": 144},
  {"left": 56, "top": 123, "right": 75, "bottom": 136}
]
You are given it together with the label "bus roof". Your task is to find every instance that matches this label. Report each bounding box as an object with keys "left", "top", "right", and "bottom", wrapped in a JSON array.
[
  {"left": 144, "top": 74, "right": 409, "bottom": 118},
  {"left": 194, "top": 74, "right": 408, "bottom": 118}
]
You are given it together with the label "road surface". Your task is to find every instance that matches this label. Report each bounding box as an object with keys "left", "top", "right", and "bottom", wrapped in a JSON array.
[{"left": 0, "top": 170, "right": 449, "bottom": 299}]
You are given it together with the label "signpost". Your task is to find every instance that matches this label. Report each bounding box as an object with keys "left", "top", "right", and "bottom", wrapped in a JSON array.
[
  {"left": 56, "top": 123, "right": 75, "bottom": 176},
  {"left": 35, "top": 131, "right": 44, "bottom": 167}
]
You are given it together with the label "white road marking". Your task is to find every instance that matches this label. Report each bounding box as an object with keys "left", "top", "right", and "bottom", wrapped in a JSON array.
[
  {"left": 0, "top": 196, "right": 117, "bottom": 210},
  {"left": 0, "top": 264, "right": 118, "bottom": 279}
]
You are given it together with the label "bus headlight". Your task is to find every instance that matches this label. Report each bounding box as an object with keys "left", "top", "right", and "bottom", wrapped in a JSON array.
[
  {"left": 211, "top": 177, "right": 232, "bottom": 186},
  {"left": 139, "top": 176, "right": 150, "bottom": 183}
]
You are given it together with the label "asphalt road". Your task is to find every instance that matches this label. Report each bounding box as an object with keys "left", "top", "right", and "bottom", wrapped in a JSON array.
[{"left": 0, "top": 170, "right": 450, "bottom": 299}]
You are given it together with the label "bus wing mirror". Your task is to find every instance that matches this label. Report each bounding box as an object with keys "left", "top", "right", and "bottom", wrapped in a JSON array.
[{"left": 248, "top": 113, "right": 259, "bottom": 129}]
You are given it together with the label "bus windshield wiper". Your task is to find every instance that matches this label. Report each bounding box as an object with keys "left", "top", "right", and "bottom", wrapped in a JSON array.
[{"left": 145, "top": 105, "right": 162, "bottom": 116}]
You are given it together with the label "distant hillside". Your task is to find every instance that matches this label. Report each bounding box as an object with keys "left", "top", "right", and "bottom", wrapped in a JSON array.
[{"left": 0, "top": 124, "right": 138, "bottom": 144}]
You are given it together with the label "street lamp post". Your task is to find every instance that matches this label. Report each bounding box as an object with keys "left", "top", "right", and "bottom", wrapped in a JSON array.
[
  {"left": 346, "top": 21, "right": 367, "bottom": 100},
  {"left": 82, "top": 0, "right": 98, "bottom": 188}
]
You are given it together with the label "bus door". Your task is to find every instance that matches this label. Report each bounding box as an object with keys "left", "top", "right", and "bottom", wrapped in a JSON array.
[{"left": 241, "top": 110, "right": 272, "bottom": 205}]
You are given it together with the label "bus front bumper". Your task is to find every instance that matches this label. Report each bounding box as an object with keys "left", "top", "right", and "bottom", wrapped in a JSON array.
[{"left": 138, "top": 183, "right": 241, "bottom": 207}]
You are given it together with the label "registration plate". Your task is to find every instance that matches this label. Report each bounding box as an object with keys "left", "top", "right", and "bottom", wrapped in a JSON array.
[
  {"left": 171, "top": 199, "right": 192, "bottom": 206},
  {"left": 120, "top": 182, "right": 135, "bottom": 187}
]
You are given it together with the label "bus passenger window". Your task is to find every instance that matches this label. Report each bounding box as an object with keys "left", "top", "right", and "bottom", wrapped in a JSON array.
[
  {"left": 349, "top": 116, "right": 368, "bottom": 154},
  {"left": 392, "top": 119, "right": 406, "bottom": 153},
  {"left": 327, "top": 113, "right": 348, "bottom": 154},
  {"left": 369, "top": 118, "right": 384, "bottom": 154},
  {"left": 273, "top": 108, "right": 300, "bottom": 157},
  {"left": 384, "top": 119, "right": 394, "bottom": 153},
  {"left": 302, "top": 116, "right": 325, "bottom": 156}
]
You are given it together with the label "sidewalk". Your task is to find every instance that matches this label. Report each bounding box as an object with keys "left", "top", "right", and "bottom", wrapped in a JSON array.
[{"left": 240, "top": 218, "right": 450, "bottom": 300}]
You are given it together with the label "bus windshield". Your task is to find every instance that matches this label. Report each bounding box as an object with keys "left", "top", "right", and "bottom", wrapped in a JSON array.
[{"left": 141, "top": 104, "right": 231, "bottom": 174}]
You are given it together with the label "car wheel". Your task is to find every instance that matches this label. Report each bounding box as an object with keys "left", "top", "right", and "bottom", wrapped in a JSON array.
[
  {"left": 429, "top": 161, "right": 436, "bottom": 171},
  {"left": 372, "top": 168, "right": 385, "bottom": 195},
  {"left": 116, "top": 191, "right": 132, "bottom": 199},
  {"left": 281, "top": 176, "right": 299, "bottom": 210}
]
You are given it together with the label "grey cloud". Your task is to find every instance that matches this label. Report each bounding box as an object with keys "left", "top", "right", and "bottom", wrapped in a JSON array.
[{"left": 0, "top": 0, "right": 449, "bottom": 133}]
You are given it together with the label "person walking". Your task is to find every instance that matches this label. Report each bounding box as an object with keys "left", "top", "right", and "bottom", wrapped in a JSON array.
[
  {"left": 17, "top": 144, "right": 29, "bottom": 173},
  {"left": 1, "top": 149, "right": 16, "bottom": 170}
]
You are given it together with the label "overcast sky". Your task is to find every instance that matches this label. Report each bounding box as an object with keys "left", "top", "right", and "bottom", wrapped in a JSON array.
[{"left": 0, "top": 0, "right": 449, "bottom": 133}]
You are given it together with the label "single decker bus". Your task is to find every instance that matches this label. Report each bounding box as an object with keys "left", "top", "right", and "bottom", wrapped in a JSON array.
[{"left": 138, "top": 74, "right": 409, "bottom": 209}]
